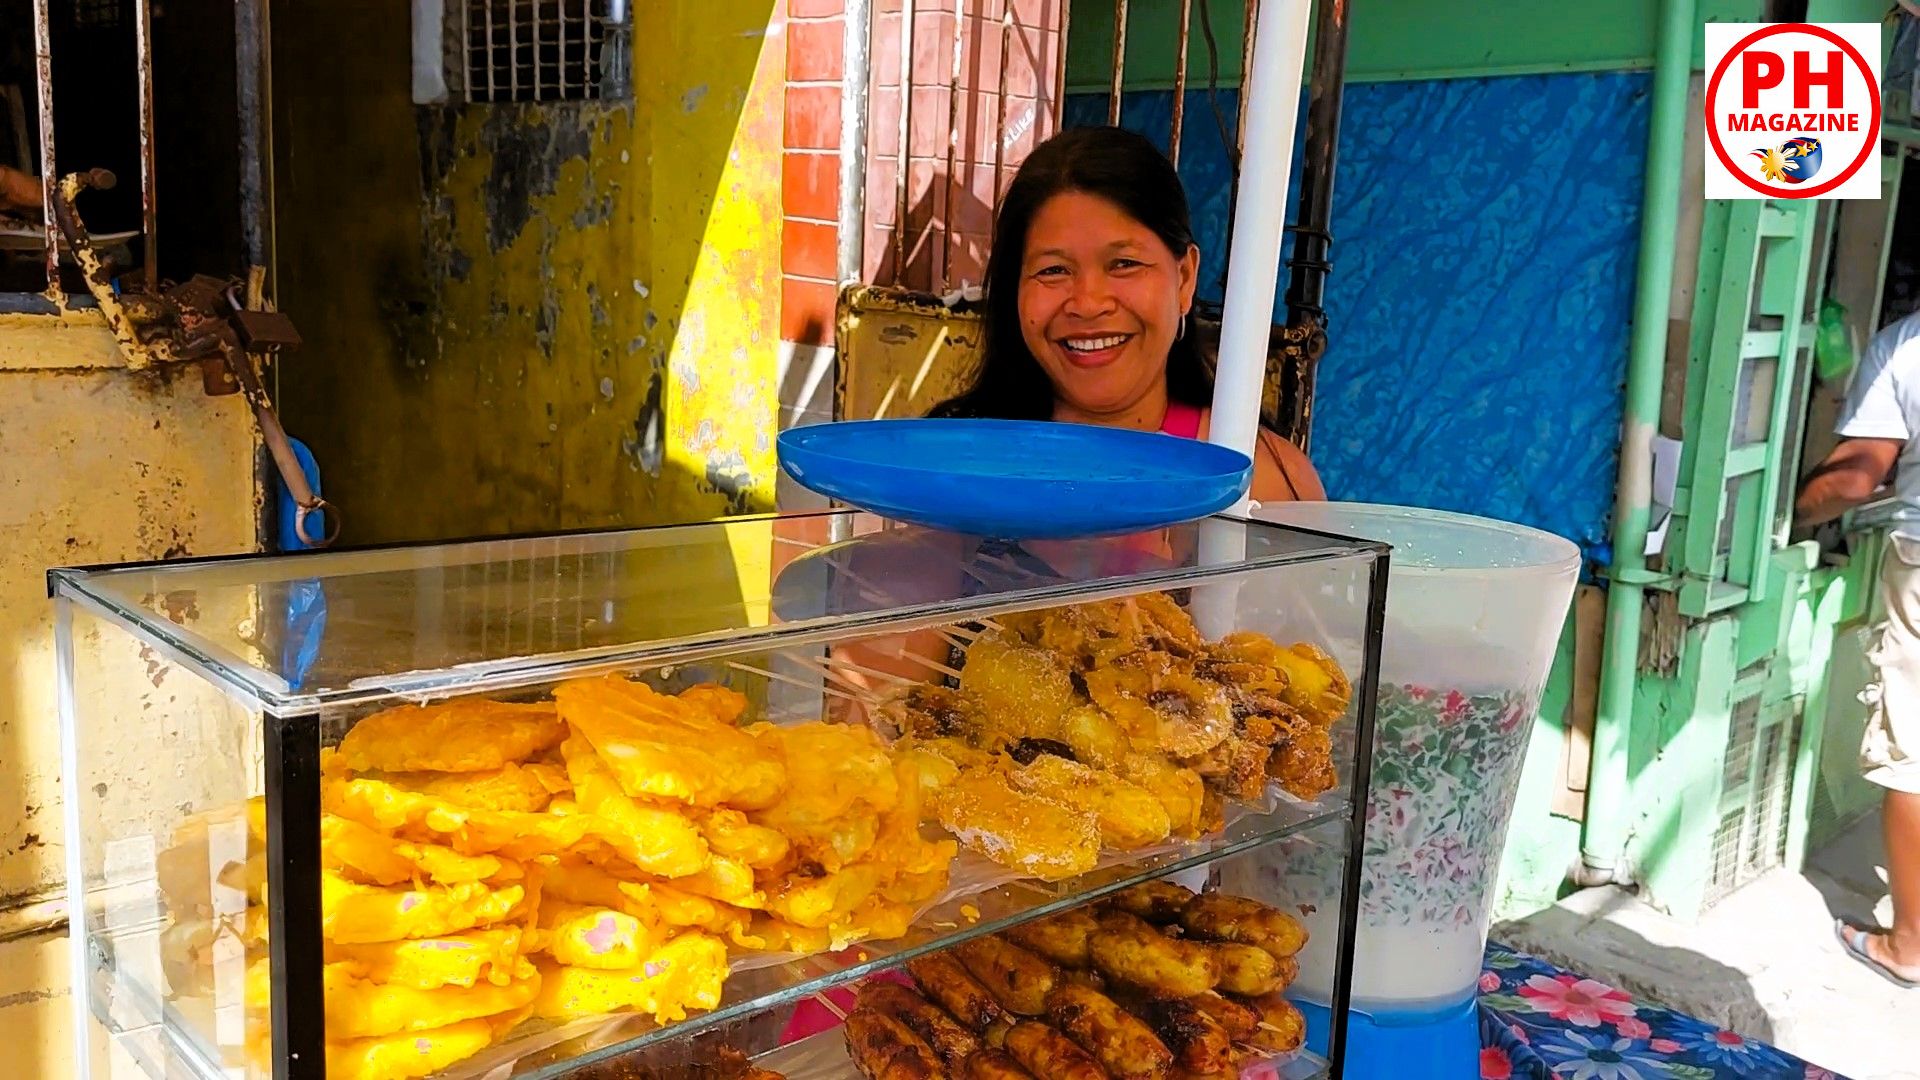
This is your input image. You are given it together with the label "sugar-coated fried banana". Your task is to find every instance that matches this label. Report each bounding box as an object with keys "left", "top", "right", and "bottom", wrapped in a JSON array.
[
  {"left": 1179, "top": 893, "right": 1308, "bottom": 959},
  {"left": 1108, "top": 879, "right": 1195, "bottom": 924},
  {"left": 965, "top": 1048, "right": 1038, "bottom": 1079},
  {"left": 1088, "top": 912, "right": 1220, "bottom": 997},
  {"left": 1125, "top": 995, "right": 1233, "bottom": 1076},
  {"left": 678, "top": 682, "right": 750, "bottom": 725},
  {"left": 1239, "top": 991, "right": 1307, "bottom": 1054},
  {"left": 336, "top": 697, "right": 565, "bottom": 774},
  {"left": 555, "top": 675, "right": 786, "bottom": 809},
  {"left": 323, "top": 959, "right": 539, "bottom": 1040},
  {"left": 934, "top": 768, "right": 1100, "bottom": 881},
  {"left": 1004, "top": 1021, "right": 1108, "bottom": 1080},
  {"left": 906, "top": 952, "right": 1013, "bottom": 1032},
  {"left": 1045, "top": 982, "right": 1173, "bottom": 1080},
  {"left": 954, "top": 936, "right": 1060, "bottom": 1016},
  {"left": 1212, "top": 941, "right": 1288, "bottom": 996},
  {"left": 1057, "top": 705, "right": 1131, "bottom": 769},
  {"left": 1115, "top": 753, "right": 1209, "bottom": 839},
  {"left": 863, "top": 982, "right": 983, "bottom": 1066},
  {"left": 1268, "top": 726, "right": 1338, "bottom": 800},
  {"left": 1182, "top": 733, "right": 1273, "bottom": 802},
  {"left": 844, "top": 1007, "right": 946, "bottom": 1080},
  {"left": 1212, "top": 633, "right": 1351, "bottom": 727},
  {"left": 960, "top": 631, "right": 1082, "bottom": 746},
  {"left": 1009, "top": 754, "right": 1171, "bottom": 851},
  {"left": 1185, "top": 990, "right": 1259, "bottom": 1044},
  {"left": 1004, "top": 906, "right": 1102, "bottom": 969}
]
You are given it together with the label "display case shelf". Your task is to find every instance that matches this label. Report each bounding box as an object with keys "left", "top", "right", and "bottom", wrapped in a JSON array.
[{"left": 753, "top": 1023, "right": 1332, "bottom": 1080}]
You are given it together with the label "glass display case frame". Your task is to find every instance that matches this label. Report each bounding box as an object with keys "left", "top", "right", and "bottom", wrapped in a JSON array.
[{"left": 53, "top": 509, "right": 1388, "bottom": 1080}]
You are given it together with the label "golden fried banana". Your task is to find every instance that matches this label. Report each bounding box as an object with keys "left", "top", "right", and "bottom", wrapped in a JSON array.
[
  {"left": 559, "top": 734, "right": 712, "bottom": 878},
  {"left": 1045, "top": 982, "right": 1173, "bottom": 1080},
  {"left": 324, "top": 927, "right": 524, "bottom": 991},
  {"left": 325, "top": 1018, "right": 496, "bottom": 1080},
  {"left": 336, "top": 697, "right": 564, "bottom": 773},
  {"left": 1239, "top": 991, "right": 1307, "bottom": 1053},
  {"left": 954, "top": 936, "right": 1061, "bottom": 1016},
  {"left": 907, "top": 952, "right": 1013, "bottom": 1032},
  {"left": 1126, "top": 995, "right": 1233, "bottom": 1075},
  {"left": 1087, "top": 912, "right": 1220, "bottom": 997},
  {"left": 1004, "top": 906, "right": 1102, "bottom": 969},
  {"left": 965, "top": 1048, "right": 1038, "bottom": 1079},
  {"left": 1212, "top": 941, "right": 1287, "bottom": 996},
  {"left": 1179, "top": 893, "right": 1307, "bottom": 959},
  {"left": 1004, "top": 1021, "right": 1108, "bottom": 1080},
  {"left": 844, "top": 1007, "right": 946, "bottom": 1080},
  {"left": 863, "top": 981, "right": 983, "bottom": 1067},
  {"left": 1108, "top": 879, "right": 1195, "bottom": 924},
  {"left": 1186, "top": 990, "right": 1259, "bottom": 1042}
]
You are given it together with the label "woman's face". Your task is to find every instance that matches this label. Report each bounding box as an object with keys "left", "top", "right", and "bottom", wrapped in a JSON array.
[{"left": 1016, "top": 190, "right": 1199, "bottom": 421}]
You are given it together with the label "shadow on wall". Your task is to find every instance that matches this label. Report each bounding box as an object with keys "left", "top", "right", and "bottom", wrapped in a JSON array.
[{"left": 271, "top": 0, "right": 785, "bottom": 547}]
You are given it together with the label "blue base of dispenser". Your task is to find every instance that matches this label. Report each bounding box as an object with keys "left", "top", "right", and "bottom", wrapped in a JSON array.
[{"left": 1299, "top": 996, "right": 1481, "bottom": 1079}]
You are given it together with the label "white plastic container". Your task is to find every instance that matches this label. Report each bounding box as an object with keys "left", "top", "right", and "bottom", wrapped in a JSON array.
[{"left": 1247, "top": 503, "right": 1578, "bottom": 1018}]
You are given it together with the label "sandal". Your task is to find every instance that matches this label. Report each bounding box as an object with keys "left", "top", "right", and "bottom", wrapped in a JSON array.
[{"left": 1834, "top": 920, "right": 1920, "bottom": 989}]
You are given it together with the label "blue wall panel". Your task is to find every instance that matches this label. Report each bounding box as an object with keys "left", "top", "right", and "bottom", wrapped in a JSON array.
[{"left": 1065, "top": 73, "right": 1652, "bottom": 560}]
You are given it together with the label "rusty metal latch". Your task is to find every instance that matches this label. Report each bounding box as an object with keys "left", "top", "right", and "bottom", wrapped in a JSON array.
[{"left": 51, "top": 168, "right": 340, "bottom": 549}]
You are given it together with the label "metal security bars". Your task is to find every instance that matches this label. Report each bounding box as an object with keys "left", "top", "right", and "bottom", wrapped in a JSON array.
[{"left": 453, "top": 0, "right": 620, "bottom": 103}]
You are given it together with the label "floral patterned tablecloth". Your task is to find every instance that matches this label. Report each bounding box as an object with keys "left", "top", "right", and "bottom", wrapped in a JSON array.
[{"left": 1477, "top": 942, "right": 1846, "bottom": 1080}]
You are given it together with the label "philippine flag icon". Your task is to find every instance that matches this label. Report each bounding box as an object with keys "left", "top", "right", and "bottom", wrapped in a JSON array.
[{"left": 1750, "top": 137, "right": 1824, "bottom": 184}]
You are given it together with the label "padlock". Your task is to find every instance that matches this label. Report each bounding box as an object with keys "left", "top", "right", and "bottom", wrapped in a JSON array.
[{"left": 231, "top": 309, "right": 302, "bottom": 352}]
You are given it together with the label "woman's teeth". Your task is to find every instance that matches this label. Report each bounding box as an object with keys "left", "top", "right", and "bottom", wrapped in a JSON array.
[{"left": 1062, "top": 335, "right": 1130, "bottom": 352}]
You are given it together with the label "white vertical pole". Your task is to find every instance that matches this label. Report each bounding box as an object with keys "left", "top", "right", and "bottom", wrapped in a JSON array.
[{"left": 1208, "top": 0, "right": 1313, "bottom": 515}]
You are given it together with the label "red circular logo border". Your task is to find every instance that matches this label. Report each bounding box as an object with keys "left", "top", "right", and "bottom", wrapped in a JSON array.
[{"left": 1704, "top": 22, "right": 1881, "bottom": 199}]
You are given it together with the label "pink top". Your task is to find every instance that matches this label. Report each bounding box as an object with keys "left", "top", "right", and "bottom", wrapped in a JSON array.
[{"left": 1161, "top": 401, "right": 1204, "bottom": 439}]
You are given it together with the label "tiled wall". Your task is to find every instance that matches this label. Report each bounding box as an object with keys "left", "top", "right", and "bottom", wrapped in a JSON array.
[{"left": 780, "top": 0, "right": 1066, "bottom": 354}]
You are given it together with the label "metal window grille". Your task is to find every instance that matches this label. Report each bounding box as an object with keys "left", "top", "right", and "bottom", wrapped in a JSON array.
[
  {"left": 1706, "top": 696, "right": 1800, "bottom": 905},
  {"left": 451, "top": 0, "right": 619, "bottom": 104}
]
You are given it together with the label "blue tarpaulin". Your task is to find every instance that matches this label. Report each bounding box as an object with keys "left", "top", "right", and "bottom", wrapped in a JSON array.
[{"left": 1065, "top": 73, "right": 1652, "bottom": 562}]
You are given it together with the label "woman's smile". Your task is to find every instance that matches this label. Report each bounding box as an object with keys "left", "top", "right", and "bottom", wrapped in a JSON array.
[{"left": 1056, "top": 332, "right": 1136, "bottom": 367}]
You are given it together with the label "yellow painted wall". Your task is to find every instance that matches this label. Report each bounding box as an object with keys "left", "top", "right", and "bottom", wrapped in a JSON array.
[
  {"left": 0, "top": 314, "right": 260, "bottom": 1080},
  {"left": 272, "top": 0, "right": 785, "bottom": 546}
]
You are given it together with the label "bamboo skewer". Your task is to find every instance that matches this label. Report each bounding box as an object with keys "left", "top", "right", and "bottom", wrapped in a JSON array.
[
  {"left": 894, "top": 649, "right": 964, "bottom": 681},
  {"left": 727, "top": 660, "right": 874, "bottom": 708}
]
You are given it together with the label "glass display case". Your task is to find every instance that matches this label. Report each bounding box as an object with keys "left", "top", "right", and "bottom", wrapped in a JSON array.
[{"left": 53, "top": 510, "right": 1386, "bottom": 1080}]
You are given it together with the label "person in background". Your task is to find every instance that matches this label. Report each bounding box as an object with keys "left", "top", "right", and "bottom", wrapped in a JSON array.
[
  {"left": 928, "top": 126, "right": 1324, "bottom": 505},
  {"left": 1796, "top": 308, "right": 1920, "bottom": 989}
]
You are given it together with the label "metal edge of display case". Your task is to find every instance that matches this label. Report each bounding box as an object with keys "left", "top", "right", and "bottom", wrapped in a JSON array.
[
  {"left": 1324, "top": 551, "right": 1389, "bottom": 1078},
  {"left": 265, "top": 712, "right": 325, "bottom": 1080},
  {"left": 44, "top": 512, "right": 1392, "bottom": 718}
]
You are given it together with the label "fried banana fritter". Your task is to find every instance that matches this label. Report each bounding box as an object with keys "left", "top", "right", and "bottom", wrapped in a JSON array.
[
  {"left": 559, "top": 734, "right": 712, "bottom": 878},
  {"left": 555, "top": 675, "right": 786, "bottom": 810},
  {"left": 336, "top": 698, "right": 566, "bottom": 774},
  {"left": 324, "top": 927, "right": 525, "bottom": 991},
  {"left": 959, "top": 631, "right": 1082, "bottom": 746},
  {"left": 1107, "top": 879, "right": 1194, "bottom": 924},
  {"left": 862, "top": 982, "right": 983, "bottom": 1066},
  {"left": 1084, "top": 651, "right": 1235, "bottom": 759}
]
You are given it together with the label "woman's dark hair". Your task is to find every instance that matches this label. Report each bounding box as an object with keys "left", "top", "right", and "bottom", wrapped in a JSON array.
[{"left": 927, "top": 126, "right": 1212, "bottom": 420}]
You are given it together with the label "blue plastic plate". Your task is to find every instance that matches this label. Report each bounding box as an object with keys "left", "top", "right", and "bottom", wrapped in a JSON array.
[{"left": 778, "top": 419, "right": 1253, "bottom": 539}]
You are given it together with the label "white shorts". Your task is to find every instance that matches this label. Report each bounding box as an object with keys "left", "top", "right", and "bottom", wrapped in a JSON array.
[{"left": 1862, "top": 535, "right": 1920, "bottom": 794}]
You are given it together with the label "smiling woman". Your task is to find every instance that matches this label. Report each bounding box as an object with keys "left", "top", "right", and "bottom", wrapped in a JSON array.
[{"left": 928, "top": 127, "right": 1322, "bottom": 506}]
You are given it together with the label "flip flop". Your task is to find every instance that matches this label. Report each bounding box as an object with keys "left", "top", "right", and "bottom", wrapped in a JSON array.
[{"left": 1834, "top": 920, "right": 1920, "bottom": 989}]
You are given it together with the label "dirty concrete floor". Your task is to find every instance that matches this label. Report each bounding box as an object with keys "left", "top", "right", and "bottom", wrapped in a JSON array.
[{"left": 1495, "top": 812, "right": 1917, "bottom": 1080}]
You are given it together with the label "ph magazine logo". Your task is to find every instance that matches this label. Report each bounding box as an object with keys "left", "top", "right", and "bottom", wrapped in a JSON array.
[{"left": 1704, "top": 23, "right": 1882, "bottom": 200}]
